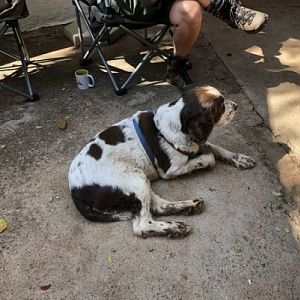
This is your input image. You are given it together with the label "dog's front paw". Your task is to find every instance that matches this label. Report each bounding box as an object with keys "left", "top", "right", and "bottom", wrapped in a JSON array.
[
  {"left": 164, "top": 221, "right": 192, "bottom": 238},
  {"left": 201, "top": 153, "right": 216, "bottom": 168},
  {"left": 232, "top": 153, "right": 256, "bottom": 170}
]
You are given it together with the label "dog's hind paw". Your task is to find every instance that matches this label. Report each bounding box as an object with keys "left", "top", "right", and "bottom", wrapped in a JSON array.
[
  {"left": 164, "top": 221, "right": 192, "bottom": 238},
  {"left": 232, "top": 153, "right": 256, "bottom": 170},
  {"left": 134, "top": 220, "right": 192, "bottom": 238},
  {"left": 182, "top": 199, "right": 204, "bottom": 215}
]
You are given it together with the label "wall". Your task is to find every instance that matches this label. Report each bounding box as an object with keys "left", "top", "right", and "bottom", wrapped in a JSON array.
[{"left": 20, "top": 0, "right": 76, "bottom": 31}]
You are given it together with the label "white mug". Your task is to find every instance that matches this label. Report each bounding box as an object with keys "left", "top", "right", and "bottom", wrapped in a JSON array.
[{"left": 75, "top": 69, "right": 95, "bottom": 90}]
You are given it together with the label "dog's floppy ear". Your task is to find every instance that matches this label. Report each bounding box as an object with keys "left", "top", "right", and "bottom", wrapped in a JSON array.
[
  {"left": 185, "top": 109, "right": 214, "bottom": 146},
  {"left": 208, "top": 95, "right": 225, "bottom": 123},
  {"left": 180, "top": 88, "right": 215, "bottom": 145}
]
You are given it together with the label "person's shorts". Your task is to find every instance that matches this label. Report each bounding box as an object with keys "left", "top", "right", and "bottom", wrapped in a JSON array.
[{"left": 109, "top": 0, "right": 175, "bottom": 23}]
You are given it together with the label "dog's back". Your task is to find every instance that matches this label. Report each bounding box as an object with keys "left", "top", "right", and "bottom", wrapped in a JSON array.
[{"left": 68, "top": 113, "right": 157, "bottom": 222}]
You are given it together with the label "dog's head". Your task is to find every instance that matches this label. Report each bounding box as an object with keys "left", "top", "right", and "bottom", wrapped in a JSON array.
[
  {"left": 154, "top": 86, "right": 237, "bottom": 152},
  {"left": 180, "top": 86, "right": 237, "bottom": 146}
]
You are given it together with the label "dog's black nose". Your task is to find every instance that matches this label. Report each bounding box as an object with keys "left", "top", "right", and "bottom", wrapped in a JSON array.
[{"left": 233, "top": 103, "right": 238, "bottom": 111}]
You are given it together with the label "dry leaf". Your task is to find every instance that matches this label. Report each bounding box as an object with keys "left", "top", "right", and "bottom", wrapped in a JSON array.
[
  {"left": 0, "top": 218, "right": 7, "bottom": 233},
  {"left": 40, "top": 284, "right": 51, "bottom": 291},
  {"left": 107, "top": 256, "right": 113, "bottom": 264},
  {"left": 57, "top": 119, "right": 67, "bottom": 130},
  {"left": 271, "top": 191, "right": 282, "bottom": 197}
]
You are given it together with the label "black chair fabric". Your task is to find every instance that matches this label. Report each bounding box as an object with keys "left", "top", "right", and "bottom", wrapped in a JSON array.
[{"left": 0, "top": 0, "right": 29, "bottom": 21}]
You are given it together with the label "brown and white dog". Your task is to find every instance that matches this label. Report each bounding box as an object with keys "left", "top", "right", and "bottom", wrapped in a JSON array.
[{"left": 68, "top": 86, "right": 255, "bottom": 238}]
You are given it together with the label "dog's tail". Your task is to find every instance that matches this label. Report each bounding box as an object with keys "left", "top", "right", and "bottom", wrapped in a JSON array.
[{"left": 70, "top": 185, "right": 141, "bottom": 222}]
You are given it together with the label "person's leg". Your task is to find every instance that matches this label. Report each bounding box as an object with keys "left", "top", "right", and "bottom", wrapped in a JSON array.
[
  {"left": 165, "top": 0, "right": 268, "bottom": 91},
  {"left": 166, "top": 0, "right": 203, "bottom": 91},
  {"left": 170, "top": 0, "right": 203, "bottom": 58}
]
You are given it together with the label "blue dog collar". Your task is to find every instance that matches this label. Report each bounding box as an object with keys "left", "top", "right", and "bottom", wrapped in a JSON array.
[{"left": 132, "top": 118, "right": 157, "bottom": 170}]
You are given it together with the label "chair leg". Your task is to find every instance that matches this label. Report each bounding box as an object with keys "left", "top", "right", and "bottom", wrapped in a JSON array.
[
  {"left": 73, "top": 0, "right": 124, "bottom": 93},
  {"left": 12, "top": 21, "right": 39, "bottom": 102},
  {"left": 74, "top": 0, "right": 85, "bottom": 58},
  {"left": 73, "top": 0, "right": 93, "bottom": 65},
  {"left": 118, "top": 25, "right": 171, "bottom": 91},
  {"left": 0, "top": 23, "right": 9, "bottom": 38},
  {"left": 72, "top": 0, "right": 172, "bottom": 96},
  {"left": 0, "top": 20, "right": 39, "bottom": 102}
]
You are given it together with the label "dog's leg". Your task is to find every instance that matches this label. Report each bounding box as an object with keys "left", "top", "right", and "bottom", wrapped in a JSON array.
[
  {"left": 205, "top": 142, "right": 255, "bottom": 169},
  {"left": 150, "top": 191, "right": 204, "bottom": 216},
  {"left": 130, "top": 177, "right": 191, "bottom": 238},
  {"left": 132, "top": 210, "right": 191, "bottom": 238},
  {"left": 161, "top": 153, "right": 215, "bottom": 179}
]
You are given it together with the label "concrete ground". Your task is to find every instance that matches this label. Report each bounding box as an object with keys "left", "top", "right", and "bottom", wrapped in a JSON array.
[{"left": 0, "top": 1, "right": 299, "bottom": 299}]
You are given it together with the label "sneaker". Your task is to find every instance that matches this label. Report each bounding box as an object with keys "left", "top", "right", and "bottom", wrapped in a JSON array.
[
  {"left": 206, "top": 0, "right": 268, "bottom": 33},
  {"left": 165, "top": 57, "right": 193, "bottom": 91}
]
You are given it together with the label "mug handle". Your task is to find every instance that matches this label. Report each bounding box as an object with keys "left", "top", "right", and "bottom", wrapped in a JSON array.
[{"left": 88, "top": 75, "right": 95, "bottom": 88}]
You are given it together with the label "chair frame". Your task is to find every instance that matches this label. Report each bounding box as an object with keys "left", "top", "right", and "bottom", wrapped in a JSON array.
[
  {"left": 72, "top": 0, "right": 172, "bottom": 95},
  {"left": 0, "top": 19, "right": 39, "bottom": 101}
]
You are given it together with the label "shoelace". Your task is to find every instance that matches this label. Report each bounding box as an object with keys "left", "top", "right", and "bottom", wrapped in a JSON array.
[{"left": 229, "top": 0, "right": 256, "bottom": 26}]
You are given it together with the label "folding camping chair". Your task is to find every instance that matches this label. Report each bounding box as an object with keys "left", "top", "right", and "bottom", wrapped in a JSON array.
[
  {"left": 0, "top": 0, "right": 39, "bottom": 101},
  {"left": 72, "top": 0, "right": 173, "bottom": 95}
]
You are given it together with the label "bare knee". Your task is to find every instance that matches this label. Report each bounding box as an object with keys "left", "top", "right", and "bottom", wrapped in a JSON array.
[{"left": 170, "top": 1, "right": 203, "bottom": 26}]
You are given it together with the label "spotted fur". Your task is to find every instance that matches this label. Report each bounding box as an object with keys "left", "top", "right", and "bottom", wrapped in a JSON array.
[{"left": 68, "top": 86, "right": 255, "bottom": 238}]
